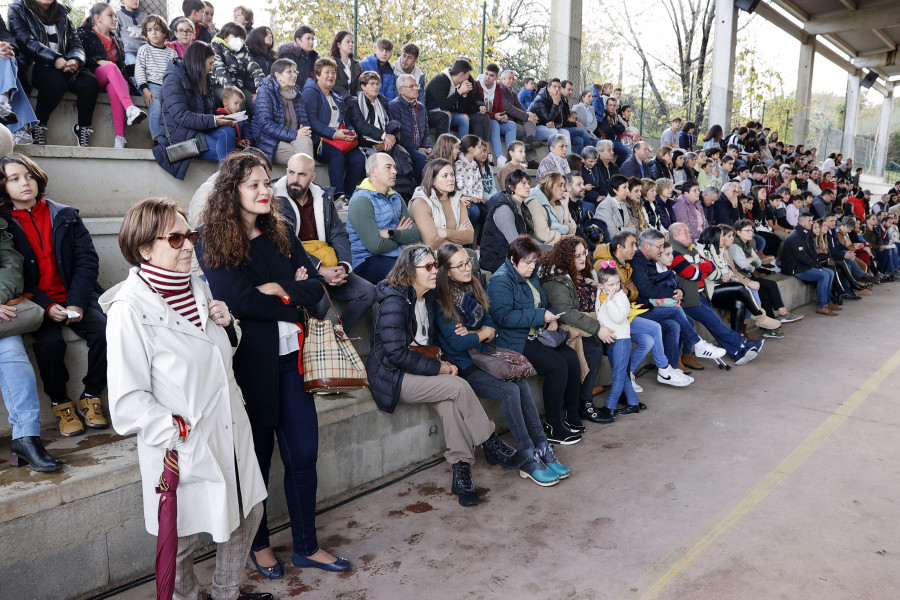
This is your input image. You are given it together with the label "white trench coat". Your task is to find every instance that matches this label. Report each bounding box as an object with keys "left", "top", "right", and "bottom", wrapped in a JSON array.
[{"left": 101, "top": 268, "right": 267, "bottom": 543}]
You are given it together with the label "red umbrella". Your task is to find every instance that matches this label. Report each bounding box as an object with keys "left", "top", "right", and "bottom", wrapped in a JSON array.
[{"left": 156, "top": 417, "right": 186, "bottom": 600}]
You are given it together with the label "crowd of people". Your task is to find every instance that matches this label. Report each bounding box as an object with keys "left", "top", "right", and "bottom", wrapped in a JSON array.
[{"left": 1, "top": 6, "right": 900, "bottom": 599}]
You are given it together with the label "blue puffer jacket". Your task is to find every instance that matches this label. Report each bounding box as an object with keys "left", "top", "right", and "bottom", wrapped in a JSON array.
[
  {"left": 367, "top": 282, "right": 441, "bottom": 413},
  {"left": 301, "top": 77, "right": 355, "bottom": 149},
  {"left": 253, "top": 75, "right": 310, "bottom": 161},
  {"left": 359, "top": 54, "right": 397, "bottom": 102},
  {"left": 486, "top": 259, "right": 550, "bottom": 354}
]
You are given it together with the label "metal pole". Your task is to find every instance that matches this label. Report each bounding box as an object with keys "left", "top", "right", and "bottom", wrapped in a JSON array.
[
  {"left": 639, "top": 60, "right": 646, "bottom": 136},
  {"left": 480, "top": 1, "right": 487, "bottom": 72},
  {"left": 353, "top": 0, "right": 358, "bottom": 51}
]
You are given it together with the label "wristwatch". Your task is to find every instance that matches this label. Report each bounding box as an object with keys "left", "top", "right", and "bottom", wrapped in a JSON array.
[{"left": 387, "top": 229, "right": 395, "bottom": 239}]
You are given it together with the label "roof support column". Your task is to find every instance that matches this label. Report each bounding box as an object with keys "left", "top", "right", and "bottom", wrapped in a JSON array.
[
  {"left": 792, "top": 38, "right": 816, "bottom": 146},
  {"left": 549, "top": 0, "right": 582, "bottom": 91},
  {"left": 841, "top": 72, "right": 861, "bottom": 158},
  {"left": 874, "top": 86, "right": 895, "bottom": 178},
  {"left": 709, "top": 0, "right": 738, "bottom": 131}
]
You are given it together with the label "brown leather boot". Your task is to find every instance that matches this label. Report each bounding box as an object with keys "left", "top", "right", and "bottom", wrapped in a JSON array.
[{"left": 680, "top": 352, "right": 704, "bottom": 371}]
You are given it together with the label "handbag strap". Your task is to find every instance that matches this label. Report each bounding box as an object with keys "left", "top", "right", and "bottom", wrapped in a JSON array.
[{"left": 159, "top": 95, "right": 173, "bottom": 145}]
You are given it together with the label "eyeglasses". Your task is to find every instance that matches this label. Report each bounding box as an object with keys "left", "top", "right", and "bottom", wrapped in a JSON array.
[
  {"left": 157, "top": 230, "right": 200, "bottom": 249},
  {"left": 650, "top": 242, "right": 665, "bottom": 249},
  {"left": 450, "top": 259, "right": 473, "bottom": 270},
  {"left": 416, "top": 262, "right": 437, "bottom": 272}
]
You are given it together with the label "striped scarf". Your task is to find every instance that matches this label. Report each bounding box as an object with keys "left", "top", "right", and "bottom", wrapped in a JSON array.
[{"left": 139, "top": 263, "right": 201, "bottom": 328}]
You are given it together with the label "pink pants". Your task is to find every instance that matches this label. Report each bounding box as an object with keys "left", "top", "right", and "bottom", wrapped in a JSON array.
[{"left": 94, "top": 63, "right": 134, "bottom": 137}]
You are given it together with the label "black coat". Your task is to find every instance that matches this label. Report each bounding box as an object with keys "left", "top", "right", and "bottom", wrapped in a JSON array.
[
  {"left": 647, "top": 157, "right": 674, "bottom": 181},
  {"left": 274, "top": 41, "right": 318, "bottom": 81},
  {"left": 345, "top": 93, "right": 400, "bottom": 146},
  {"left": 8, "top": 0, "right": 85, "bottom": 68},
  {"left": 598, "top": 111, "right": 625, "bottom": 140},
  {"left": 596, "top": 160, "right": 619, "bottom": 198},
  {"left": 367, "top": 282, "right": 441, "bottom": 413},
  {"left": 76, "top": 24, "right": 126, "bottom": 73},
  {"left": 582, "top": 164, "right": 602, "bottom": 204},
  {"left": 1, "top": 198, "right": 103, "bottom": 310},
  {"left": 779, "top": 224, "right": 817, "bottom": 276},
  {"left": 196, "top": 231, "right": 324, "bottom": 428},
  {"left": 527, "top": 87, "right": 563, "bottom": 128}
]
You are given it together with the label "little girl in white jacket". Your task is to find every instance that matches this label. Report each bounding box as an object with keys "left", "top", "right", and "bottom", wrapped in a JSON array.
[{"left": 595, "top": 261, "right": 640, "bottom": 421}]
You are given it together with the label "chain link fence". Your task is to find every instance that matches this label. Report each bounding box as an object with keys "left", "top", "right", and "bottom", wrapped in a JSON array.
[
  {"left": 0, "top": 0, "right": 171, "bottom": 24},
  {"left": 816, "top": 125, "right": 879, "bottom": 175}
]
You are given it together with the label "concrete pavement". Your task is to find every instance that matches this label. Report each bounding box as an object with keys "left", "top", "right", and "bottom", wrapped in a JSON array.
[{"left": 109, "top": 283, "right": 900, "bottom": 600}]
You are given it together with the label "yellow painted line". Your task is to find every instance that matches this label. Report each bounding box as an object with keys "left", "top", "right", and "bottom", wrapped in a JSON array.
[{"left": 634, "top": 348, "right": 900, "bottom": 600}]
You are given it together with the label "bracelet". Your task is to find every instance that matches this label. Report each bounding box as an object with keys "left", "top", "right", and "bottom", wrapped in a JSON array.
[{"left": 172, "top": 415, "right": 188, "bottom": 441}]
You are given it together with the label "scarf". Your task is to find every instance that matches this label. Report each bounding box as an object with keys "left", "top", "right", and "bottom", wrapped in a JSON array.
[
  {"left": 139, "top": 263, "right": 201, "bottom": 328},
  {"left": 279, "top": 86, "right": 298, "bottom": 130},
  {"left": 120, "top": 6, "right": 141, "bottom": 23},
  {"left": 356, "top": 91, "right": 388, "bottom": 131},
  {"left": 476, "top": 74, "right": 496, "bottom": 103},
  {"left": 452, "top": 288, "right": 485, "bottom": 329},
  {"left": 440, "top": 69, "right": 457, "bottom": 98}
]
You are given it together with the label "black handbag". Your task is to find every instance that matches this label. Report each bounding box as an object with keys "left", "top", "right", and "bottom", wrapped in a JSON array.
[
  {"left": 160, "top": 97, "right": 209, "bottom": 162},
  {"left": 535, "top": 327, "right": 569, "bottom": 348}
]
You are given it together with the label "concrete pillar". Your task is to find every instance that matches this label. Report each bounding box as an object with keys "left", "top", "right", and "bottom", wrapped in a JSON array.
[
  {"left": 549, "top": 0, "right": 583, "bottom": 90},
  {"left": 709, "top": 0, "right": 738, "bottom": 130},
  {"left": 792, "top": 38, "right": 816, "bottom": 146},
  {"left": 874, "top": 87, "right": 895, "bottom": 177},
  {"left": 841, "top": 72, "right": 861, "bottom": 158}
]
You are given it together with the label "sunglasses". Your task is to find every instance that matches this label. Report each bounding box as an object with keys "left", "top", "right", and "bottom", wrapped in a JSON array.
[
  {"left": 157, "top": 230, "right": 200, "bottom": 249},
  {"left": 415, "top": 262, "right": 437, "bottom": 272}
]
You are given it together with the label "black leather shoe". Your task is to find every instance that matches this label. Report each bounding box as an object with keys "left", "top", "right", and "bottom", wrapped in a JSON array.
[
  {"left": 596, "top": 407, "right": 616, "bottom": 422},
  {"left": 578, "top": 402, "right": 607, "bottom": 425},
  {"left": 9, "top": 436, "right": 62, "bottom": 473},
  {"left": 451, "top": 462, "right": 479, "bottom": 506},
  {"left": 616, "top": 404, "right": 643, "bottom": 416},
  {"left": 210, "top": 592, "right": 274, "bottom": 600}
]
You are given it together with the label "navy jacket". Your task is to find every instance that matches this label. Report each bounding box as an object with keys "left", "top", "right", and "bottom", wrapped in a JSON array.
[
  {"left": 595, "top": 160, "right": 619, "bottom": 198},
  {"left": 486, "top": 259, "right": 550, "bottom": 354},
  {"left": 1, "top": 198, "right": 103, "bottom": 310},
  {"left": 620, "top": 155, "right": 647, "bottom": 178},
  {"left": 301, "top": 78, "right": 355, "bottom": 148},
  {"left": 436, "top": 304, "right": 494, "bottom": 374},
  {"left": 345, "top": 93, "right": 400, "bottom": 146},
  {"left": 582, "top": 164, "right": 602, "bottom": 204},
  {"left": 197, "top": 231, "right": 324, "bottom": 428},
  {"left": 826, "top": 228, "right": 851, "bottom": 261},
  {"left": 388, "top": 96, "right": 432, "bottom": 151},
  {"left": 367, "top": 283, "right": 441, "bottom": 413},
  {"left": 655, "top": 196, "right": 676, "bottom": 230},
  {"left": 713, "top": 195, "right": 740, "bottom": 226},
  {"left": 629, "top": 248, "right": 676, "bottom": 306},
  {"left": 253, "top": 75, "right": 310, "bottom": 161}
]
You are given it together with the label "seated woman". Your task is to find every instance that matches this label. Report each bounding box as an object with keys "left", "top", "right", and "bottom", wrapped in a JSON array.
[
  {"left": 480, "top": 169, "right": 536, "bottom": 273},
  {"left": 641, "top": 178, "right": 664, "bottom": 232},
  {"left": 476, "top": 140, "right": 499, "bottom": 202},
  {"left": 246, "top": 26, "right": 276, "bottom": 75},
  {"left": 77, "top": 3, "right": 148, "bottom": 149},
  {"left": 436, "top": 242, "right": 565, "bottom": 487},
  {"left": 535, "top": 133, "right": 569, "bottom": 181},
  {"left": 210, "top": 22, "right": 265, "bottom": 101},
  {"left": 330, "top": 30, "right": 362, "bottom": 98},
  {"left": 409, "top": 159, "right": 474, "bottom": 249},
  {"left": 0, "top": 153, "right": 108, "bottom": 437},
  {"left": 157, "top": 41, "right": 238, "bottom": 179},
  {"left": 525, "top": 172, "right": 577, "bottom": 246},
  {"left": 697, "top": 225, "right": 783, "bottom": 336},
  {"left": 747, "top": 185, "right": 781, "bottom": 257},
  {"left": 838, "top": 215, "right": 879, "bottom": 282},
  {"left": 654, "top": 178, "right": 677, "bottom": 231},
  {"left": 302, "top": 57, "right": 366, "bottom": 200},
  {"left": 253, "top": 58, "right": 314, "bottom": 164},
  {"left": 625, "top": 176, "right": 648, "bottom": 231},
  {"left": 497, "top": 140, "right": 527, "bottom": 193},
  {"left": 345, "top": 70, "right": 398, "bottom": 150},
  {"left": 540, "top": 237, "right": 614, "bottom": 424},
  {"left": 431, "top": 133, "right": 460, "bottom": 164},
  {"left": 486, "top": 236, "right": 582, "bottom": 445},
  {"left": 731, "top": 219, "right": 802, "bottom": 323},
  {"left": 455, "top": 134, "right": 488, "bottom": 232},
  {"left": 814, "top": 218, "right": 861, "bottom": 302},
  {"left": 9, "top": 0, "right": 100, "bottom": 146},
  {"left": 368, "top": 244, "right": 519, "bottom": 506}
]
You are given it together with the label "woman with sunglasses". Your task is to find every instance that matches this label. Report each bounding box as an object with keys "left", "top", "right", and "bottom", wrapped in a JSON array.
[
  {"left": 102, "top": 198, "right": 271, "bottom": 600},
  {"left": 196, "top": 153, "right": 352, "bottom": 578},
  {"left": 368, "top": 244, "right": 519, "bottom": 506},
  {"left": 435, "top": 242, "right": 565, "bottom": 487}
]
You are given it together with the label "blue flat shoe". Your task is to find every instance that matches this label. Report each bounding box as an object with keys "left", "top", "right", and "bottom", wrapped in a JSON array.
[
  {"left": 249, "top": 551, "right": 284, "bottom": 579},
  {"left": 292, "top": 553, "right": 353, "bottom": 572}
]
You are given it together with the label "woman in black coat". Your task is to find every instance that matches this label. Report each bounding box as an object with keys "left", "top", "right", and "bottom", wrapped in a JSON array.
[
  {"left": 197, "top": 152, "right": 351, "bottom": 579},
  {"left": 368, "top": 244, "right": 519, "bottom": 507},
  {"left": 246, "top": 25, "right": 275, "bottom": 75}
]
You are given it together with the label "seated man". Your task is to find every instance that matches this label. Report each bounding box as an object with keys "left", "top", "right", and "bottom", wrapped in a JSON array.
[
  {"left": 597, "top": 96, "right": 628, "bottom": 166},
  {"left": 476, "top": 63, "right": 517, "bottom": 161},
  {"left": 392, "top": 43, "right": 426, "bottom": 105},
  {"left": 594, "top": 139, "right": 620, "bottom": 198},
  {"left": 389, "top": 73, "right": 432, "bottom": 182},
  {"left": 713, "top": 182, "right": 741, "bottom": 226},
  {"left": 527, "top": 78, "right": 572, "bottom": 151},
  {"left": 359, "top": 38, "right": 397, "bottom": 101},
  {"left": 498, "top": 69, "right": 539, "bottom": 166},
  {"left": 274, "top": 153, "right": 376, "bottom": 331},
  {"left": 780, "top": 210, "right": 838, "bottom": 316},
  {"left": 425, "top": 58, "right": 482, "bottom": 139},
  {"left": 347, "top": 152, "right": 422, "bottom": 284},
  {"left": 559, "top": 80, "right": 593, "bottom": 155},
  {"left": 619, "top": 141, "right": 652, "bottom": 178},
  {"left": 629, "top": 228, "right": 726, "bottom": 372},
  {"left": 668, "top": 222, "right": 762, "bottom": 365}
]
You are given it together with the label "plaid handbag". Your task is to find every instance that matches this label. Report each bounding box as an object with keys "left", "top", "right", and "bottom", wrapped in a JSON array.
[{"left": 302, "top": 283, "right": 369, "bottom": 394}]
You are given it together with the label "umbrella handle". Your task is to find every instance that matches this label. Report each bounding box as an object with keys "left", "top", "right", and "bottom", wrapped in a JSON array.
[{"left": 172, "top": 415, "right": 188, "bottom": 443}]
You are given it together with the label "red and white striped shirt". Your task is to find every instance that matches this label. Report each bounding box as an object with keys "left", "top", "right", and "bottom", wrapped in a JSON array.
[{"left": 139, "top": 263, "right": 201, "bottom": 328}]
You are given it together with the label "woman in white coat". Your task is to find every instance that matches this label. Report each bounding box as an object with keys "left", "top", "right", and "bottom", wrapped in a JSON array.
[{"left": 101, "top": 198, "right": 271, "bottom": 600}]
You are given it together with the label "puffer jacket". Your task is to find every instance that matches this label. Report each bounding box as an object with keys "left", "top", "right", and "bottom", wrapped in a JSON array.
[
  {"left": 367, "top": 282, "right": 441, "bottom": 413},
  {"left": 0, "top": 216, "right": 25, "bottom": 303},
  {"left": 252, "top": 75, "right": 309, "bottom": 161},
  {"left": 359, "top": 54, "right": 396, "bottom": 101},
  {"left": 9, "top": 0, "right": 85, "bottom": 68},
  {"left": 76, "top": 24, "right": 126, "bottom": 73},
  {"left": 301, "top": 77, "right": 355, "bottom": 148},
  {"left": 210, "top": 36, "right": 264, "bottom": 92},
  {"left": 274, "top": 41, "right": 317, "bottom": 81},
  {"left": 527, "top": 87, "right": 563, "bottom": 128},
  {"left": 486, "top": 259, "right": 550, "bottom": 353},
  {"left": 647, "top": 157, "right": 675, "bottom": 181}
]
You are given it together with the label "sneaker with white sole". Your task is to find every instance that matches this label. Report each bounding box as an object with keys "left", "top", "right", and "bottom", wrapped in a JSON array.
[
  {"left": 676, "top": 368, "right": 694, "bottom": 383},
  {"left": 73, "top": 124, "right": 93, "bottom": 147},
  {"left": 629, "top": 372, "right": 643, "bottom": 393},
  {"left": 778, "top": 311, "right": 803, "bottom": 323},
  {"left": 762, "top": 328, "right": 784, "bottom": 339},
  {"left": 13, "top": 127, "right": 34, "bottom": 145},
  {"left": 31, "top": 124, "right": 48, "bottom": 145},
  {"left": 126, "top": 105, "right": 147, "bottom": 126},
  {"left": 694, "top": 339, "right": 726, "bottom": 360},
  {"left": 114, "top": 135, "right": 127, "bottom": 148},
  {"left": 657, "top": 365, "right": 692, "bottom": 387}
]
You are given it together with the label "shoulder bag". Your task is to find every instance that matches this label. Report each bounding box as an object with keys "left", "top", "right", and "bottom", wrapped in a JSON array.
[
  {"left": 160, "top": 97, "right": 210, "bottom": 163},
  {"left": 0, "top": 295, "right": 43, "bottom": 339},
  {"left": 468, "top": 344, "right": 535, "bottom": 381}
]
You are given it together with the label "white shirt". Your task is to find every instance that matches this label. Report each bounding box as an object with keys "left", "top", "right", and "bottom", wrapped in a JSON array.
[
  {"left": 326, "top": 94, "right": 340, "bottom": 129},
  {"left": 414, "top": 299, "right": 429, "bottom": 346}
]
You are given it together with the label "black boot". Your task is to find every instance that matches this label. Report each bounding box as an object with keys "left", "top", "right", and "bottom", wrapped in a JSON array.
[
  {"left": 579, "top": 401, "right": 610, "bottom": 424},
  {"left": 9, "top": 436, "right": 62, "bottom": 473},
  {"left": 482, "top": 433, "right": 523, "bottom": 470},
  {"left": 451, "top": 462, "right": 479, "bottom": 506}
]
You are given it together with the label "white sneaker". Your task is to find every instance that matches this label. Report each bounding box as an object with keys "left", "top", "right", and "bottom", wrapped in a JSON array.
[
  {"left": 126, "top": 105, "right": 147, "bottom": 126},
  {"left": 677, "top": 368, "right": 695, "bottom": 383},
  {"left": 496, "top": 155, "right": 508, "bottom": 168},
  {"left": 114, "top": 135, "right": 127, "bottom": 148},
  {"left": 630, "top": 372, "right": 643, "bottom": 393},
  {"left": 12, "top": 128, "right": 34, "bottom": 145},
  {"left": 657, "top": 365, "right": 691, "bottom": 387},
  {"left": 694, "top": 339, "right": 726, "bottom": 360}
]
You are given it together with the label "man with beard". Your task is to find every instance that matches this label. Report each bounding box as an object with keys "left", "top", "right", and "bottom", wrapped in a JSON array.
[{"left": 275, "top": 152, "right": 376, "bottom": 330}]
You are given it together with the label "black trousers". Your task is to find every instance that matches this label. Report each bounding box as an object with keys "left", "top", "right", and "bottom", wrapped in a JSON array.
[
  {"left": 28, "top": 63, "right": 99, "bottom": 127},
  {"left": 709, "top": 281, "right": 761, "bottom": 333},
  {"left": 756, "top": 231, "right": 782, "bottom": 256},
  {"left": 428, "top": 111, "right": 450, "bottom": 135},
  {"left": 748, "top": 275, "right": 785, "bottom": 318},
  {"left": 30, "top": 305, "right": 107, "bottom": 403},
  {"left": 522, "top": 339, "right": 581, "bottom": 429}
]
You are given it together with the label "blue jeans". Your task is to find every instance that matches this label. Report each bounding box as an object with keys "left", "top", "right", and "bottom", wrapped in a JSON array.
[
  {"left": 199, "top": 125, "right": 237, "bottom": 162},
  {"left": 580, "top": 336, "right": 606, "bottom": 404},
  {"left": 312, "top": 272, "right": 375, "bottom": 332},
  {"left": 795, "top": 268, "right": 836, "bottom": 308},
  {"left": 604, "top": 338, "right": 639, "bottom": 409},
  {"left": 877, "top": 247, "right": 899, "bottom": 273},
  {"left": 450, "top": 112, "right": 470, "bottom": 137},
  {"left": 0, "top": 335, "right": 42, "bottom": 439},
  {"left": 611, "top": 139, "right": 629, "bottom": 166},
  {"left": 252, "top": 353, "right": 320, "bottom": 556},
  {"left": 464, "top": 369, "right": 546, "bottom": 453},
  {"left": 355, "top": 254, "right": 397, "bottom": 284},
  {"left": 0, "top": 56, "right": 38, "bottom": 133},
  {"left": 845, "top": 258, "right": 865, "bottom": 278},
  {"left": 683, "top": 297, "right": 747, "bottom": 358},
  {"left": 641, "top": 306, "right": 700, "bottom": 366},
  {"left": 754, "top": 234, "right": 766, "bottom": 253},
  {"left": 535, "top": 125, "right": 571, "bottom": 149},
  {"left": 316, "top": 143, "right": 366, "bottom": 197},
  {"left": 467, "top": 201, "right": 487, "bottom": 242},
  {"left": 564, "top": 126, "right": 592, "bottom": 155},
  {"left": 407, "top": 146, "right": 429, "bottom": 183},
  {"left": 488, "top": 119, "right": 518, "bottom": 156},
  {"left": 146, "top": 82, "right": 163, "bottom": 142},
  {"left": 629, "top": 316, "right": 669, "bottom": 369}
]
